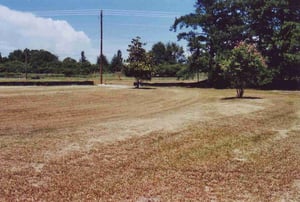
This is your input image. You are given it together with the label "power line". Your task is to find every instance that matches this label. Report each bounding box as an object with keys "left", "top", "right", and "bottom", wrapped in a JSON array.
[
  {"left": 106, "top": 23, "right": 170, "bottom": 29},
  {"left": 31, "top": 8, "right": 180, "bottom": 18}
]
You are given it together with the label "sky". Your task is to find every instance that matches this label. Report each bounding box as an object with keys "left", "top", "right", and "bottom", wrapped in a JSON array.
[{"left": 0, "top": 0, "right": 195, "bottom": 63}]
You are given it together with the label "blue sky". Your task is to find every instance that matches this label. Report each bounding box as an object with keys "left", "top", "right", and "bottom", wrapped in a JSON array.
[{"left": 0, "top": 0, "right": 195, "bottom": 62}]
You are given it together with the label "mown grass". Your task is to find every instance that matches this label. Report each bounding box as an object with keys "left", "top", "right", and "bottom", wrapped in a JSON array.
[
  {"left": 97, "top": 93, "right": 299, "bottom": 201},
  {"left": 0, "top": 73, "right": 132, "bottom": 83},
  {"left": 139, "top": 100, "right": 296, "bottom": 201},
  {"left": 0, "top": 89, "right": 299, "bottom": 201},
  {"left": 0, "top": 74, "right": 197, "bottom": 86}
]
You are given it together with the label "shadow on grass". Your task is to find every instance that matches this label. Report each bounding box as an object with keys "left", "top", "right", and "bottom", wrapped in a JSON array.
[
  {"left": 221, "top": 96, "right": 263, "bottom": 100},
  {"left": 140, "top": 80, "right": 211, "bottom": 88},
  {"left": 133, "top": 87, "right": 156, "bottom": 90}
]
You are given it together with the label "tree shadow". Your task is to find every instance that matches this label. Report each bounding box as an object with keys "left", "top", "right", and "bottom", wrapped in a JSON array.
[
  {"left": 221, "top": 96, "right": 263, "bottom": 100},
  {"left": 140, "top": 80, "right": 211, "bottom": 88},
  {"left": 132, "top": 87, "right": 156, "bottom": 90}
]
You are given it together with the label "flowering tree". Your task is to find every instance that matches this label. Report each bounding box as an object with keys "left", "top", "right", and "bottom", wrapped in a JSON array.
[{"left": 221, "top": 42, "right": 271, "bottom": 98}]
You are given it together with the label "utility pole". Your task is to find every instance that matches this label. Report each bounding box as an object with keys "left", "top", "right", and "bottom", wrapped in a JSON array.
[
  {"left": 99, "top": 10, "right": 103, "bottom": 84},
  {"left": 24, "top": 49, "right": 28, "bottom": 80}
]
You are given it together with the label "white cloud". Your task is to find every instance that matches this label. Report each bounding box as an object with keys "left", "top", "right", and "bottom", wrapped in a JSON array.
[{"left": 0, "top": 5, "right": 96, "bottom": 61}]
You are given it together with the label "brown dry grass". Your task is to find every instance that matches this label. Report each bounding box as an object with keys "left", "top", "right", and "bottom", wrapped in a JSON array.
[{"left": 0, "top": 86, "right": 299, "bottom": 201}]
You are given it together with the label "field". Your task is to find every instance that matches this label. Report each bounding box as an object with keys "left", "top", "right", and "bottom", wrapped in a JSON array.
[{"left": 0, "top": 85, "right": 299, "bottom": 201}]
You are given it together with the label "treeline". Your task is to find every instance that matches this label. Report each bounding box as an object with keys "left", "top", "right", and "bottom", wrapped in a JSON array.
[
  {"left": 124, "top": 41, "right": 188, "bottom": 78},
  {"left": 0, "top": 49, "right": 124, "bottom": 77},
  {"left": 172, "top": 0, "right": 300, "bottom": 89},
  {"left": 148, "top": 42, "right": 187, "bottom": 78},
  {"left": 0, "top": 42, "right": 188, "bottom": 78}
]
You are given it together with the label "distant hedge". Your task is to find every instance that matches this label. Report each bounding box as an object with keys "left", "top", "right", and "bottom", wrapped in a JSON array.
[{"left": 0, "top": 81, "right": 94, "bottom": 86}]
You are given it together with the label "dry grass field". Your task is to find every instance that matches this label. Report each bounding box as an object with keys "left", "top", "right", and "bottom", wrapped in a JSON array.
[{"left": 0, "top": 85, "right": 299, "bottom": 201}]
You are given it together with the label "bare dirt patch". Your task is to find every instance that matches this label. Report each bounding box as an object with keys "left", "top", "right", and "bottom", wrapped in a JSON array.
[{"left": 0, "top": 86, "right": 299, "bottom": 201}]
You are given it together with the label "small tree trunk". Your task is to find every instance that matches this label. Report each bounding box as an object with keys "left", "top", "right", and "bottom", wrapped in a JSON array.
[
  {"left": 135, "top": 79, "right": 140, "bottom": 88},
  {"left": 236, "top": 88, "right": 244, "bottom": 98}
]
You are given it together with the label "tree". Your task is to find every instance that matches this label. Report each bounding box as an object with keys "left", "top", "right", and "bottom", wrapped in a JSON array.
[
  {"left": 185, "top": 35, "right": 209, "bottom": 81},
  {"left": 247, "top": 0, "right": 300, "bottom": 81},
  {"left": 8, "top": 49, "right": 24, "bottom": 62},
  {"left": 151, "top": 42, "right": 167, "bottom": 65},
  {"left": 127, "top": 36, "right": 153, "bottom": 88},
  {"left": 1, "top": 54, "right": 8, "bottom": 63},
  {"left": 0, "top": 60, "right": 25, "bottom": 74},
  {"left": 172, "top": 0, "right": 300, "bottom": 88},
  {"left": 62, "top": 57, "right": 79, "bottom": 76},
  {"left": 28, "top": 49, "right": 59, "bottom": 73},
  {"left": 279, "top": 21, "right": 300, "bottom": 80},
  {"left": 79, "top": 51, "right": 87, "bottom": 63},
  {"left": 78, "top": 51, "right": 92, "bottom": 74},
  {"left": 172, "top": 0, "right": 248, "bottom": 85},
  {"left": 97, "top": 54, "right": 110, "bottom": 72},
  {"left": 150, "top": 41, "right": 187, "bottom": 77},
  {"left": 165, "top": 42, "right": 186, "bottom": 64},
  {"left": 0, "top": 52, "right": 2, "bottom": 63},
  {"left": 221, "top": 42, "right": 271, "bottom": 98},
  {"left": 110, "top": 50, "right": 124, "bottom": 72},
  {"left": 151, "top": 41, "right": 186, "bottom": 65},
  {"left": 1, "top": 49, "right": 62, "bottom": 75}
]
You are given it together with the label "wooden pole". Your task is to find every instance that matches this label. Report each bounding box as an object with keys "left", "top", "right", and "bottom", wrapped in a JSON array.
[
  {"left": 24, "top": 49, "right": 28, "bottom": 80},
  {"left": 99, "top": 10, "right": 103, "bottom": 84}
]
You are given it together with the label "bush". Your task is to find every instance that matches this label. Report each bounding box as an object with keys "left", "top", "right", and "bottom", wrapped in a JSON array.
[{"left": 154, "top": 63, "right": 185, "bottom": 77}]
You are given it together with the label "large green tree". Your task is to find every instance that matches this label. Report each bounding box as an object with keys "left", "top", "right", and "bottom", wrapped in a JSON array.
[
  {"left": 172, "top": 0, "right": 248, "bottom": 84},
  {"left": 279, "top": 22, "right": 300, "bottom": 80},
  {"left": 151, "top": 42, "right": 167, "bottom": 65},
  {"left": 151, "top": 42, "right": 186, "bottom": 65},
  {"left": 173, "top": 0, "right": 299, "bottom": 87},
  {"left": 5, "top": 49, "right": 60, "bottom": 74},
  {"left": 29, "top": 49, "right": 59, "bottom": 73},
  {"left": 127, "top": 36, "right": 153, "bottom": 88},
  {"left": 247, "top": 0, "right": 300, "bottom": 81},
  {"left": 150, "top": 42, "right": 186, "bottom": 77}
]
